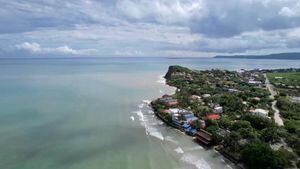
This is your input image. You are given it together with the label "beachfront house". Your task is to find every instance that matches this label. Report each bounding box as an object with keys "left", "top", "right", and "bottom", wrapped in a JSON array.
[
  {"left": 195, "top": 129, "right": 213, "bottom": 145},
  {"left": 183, "top": 113, "right": 198, "bottom": 122},
  {"left": 161, "top": 95, "right": 179, "bottom": 107}
]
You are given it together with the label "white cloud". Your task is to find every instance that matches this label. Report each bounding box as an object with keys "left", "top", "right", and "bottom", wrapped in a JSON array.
[
  {"left": 279, "top": 7, "right": 296, "bottom": 17},
  {"left": 116, "top": 0, "right": 205, "bottom": 24},
  {"left": 15, "top": 42, "right": 97, "bottom": 55},
  {"left": 16, "top": 42, "right": 41, "bottom": 52},
  {"left": 114, "top": 49, "right": 144, "bottom": 56},
  {"left": 1, "top": 0, "right": 300, "bottom": 57}
]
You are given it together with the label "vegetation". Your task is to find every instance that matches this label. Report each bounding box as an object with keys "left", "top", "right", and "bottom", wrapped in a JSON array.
[
  {"left": 242, "top": 141, "right": 293, "bottom": 169},
  {"left": 267, "top": 72, "right": 300, "bottom": 96},
  {"left": 152, "top": 65, "right": 300, "bottom": 168}
]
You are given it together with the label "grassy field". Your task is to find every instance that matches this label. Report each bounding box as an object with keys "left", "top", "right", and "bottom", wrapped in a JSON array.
[{"left": 267, "top": 72, "right": 300, "bottom": 87}]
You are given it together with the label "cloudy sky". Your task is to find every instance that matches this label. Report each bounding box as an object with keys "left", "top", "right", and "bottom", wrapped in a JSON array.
[{"left": 0, "top": 0, "right": 300, "bottom": 57}]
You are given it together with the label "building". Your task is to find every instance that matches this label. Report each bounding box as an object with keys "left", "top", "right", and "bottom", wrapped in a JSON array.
[
  {"left": 160, "top": 109, "right": 171, "bottom": 114},
  {"left": 250, "top": 108, "right": 269, "bottom": 118},
  {"left": 214, "top": 106, "right": 223, "bottom": 114},
  {"left": 206, "top": 114, "right": 221, "bottom": 120},
  {"left": 190, "top": 95, "right": 201, "bottom": 100},
  {"left": 195, "top": 129, "right": 213, "bottom": 145},
  {"left": 228, "top": 88, "right": 239, "bottom": 93},
  {"left": 248, "top": 80, "right": 262, "bottom": 86},
  {"left": 161, "top": 95, "right": 179, "bottom": 106},
  {"left": 164, "top": 99, "right": 178, "bottom": 106},
  {"left": 202, "top": 94, "right": 211, "bottom": 98},
  {"left": 183, "top": 113, "right": 198, "bottom": 122}
]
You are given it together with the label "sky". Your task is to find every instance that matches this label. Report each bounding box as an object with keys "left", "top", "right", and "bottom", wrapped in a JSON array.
[{"left": 0, "top": 0, "right": 300, "bottom": 57}]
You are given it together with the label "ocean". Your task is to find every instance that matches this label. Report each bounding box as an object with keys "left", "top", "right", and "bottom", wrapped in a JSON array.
[{"left": 0, "top": 57, "right": 299, "bottom": 169}]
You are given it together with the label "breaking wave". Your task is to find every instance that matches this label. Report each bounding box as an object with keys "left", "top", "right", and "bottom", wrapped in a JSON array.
[
  {"left": 181, "top": 154, "right": 211, "bottom": 169},
  {"left": 156, "top": 75, "right": 166, "bottom": 84}
]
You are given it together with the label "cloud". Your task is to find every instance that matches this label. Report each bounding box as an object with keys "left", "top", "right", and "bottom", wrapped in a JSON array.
[
  {"left": 16, "top": 42, "right": 97, "bottom": 55},
  {"left": 16, "top": 42, "right": 41, "bottom": 52},
  {"left": 279, "top": 7, "right": 296, "bottom": 17},
  {"left": 116, "top": 0, "right": 204, "bottom": 24},
  {"left": 0, "top": 0, "right": 300, "bottom": 57}
]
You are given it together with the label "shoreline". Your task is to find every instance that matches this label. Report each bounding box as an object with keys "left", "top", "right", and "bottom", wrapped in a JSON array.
[
  {"left": 152, "top": 74, "right": 241, "bottom": 169},
  {"left": 151, "top": 101, "right": 243, "bottom": 168}
]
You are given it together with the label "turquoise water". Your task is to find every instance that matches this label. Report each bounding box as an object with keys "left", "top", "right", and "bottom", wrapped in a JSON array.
[{"left": 0, "top": 58, "right": 299, "bottom": 169}]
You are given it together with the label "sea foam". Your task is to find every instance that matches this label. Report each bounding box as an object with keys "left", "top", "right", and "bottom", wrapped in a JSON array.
[
  {"left": 181, "top": 154, "right": 211, "bottom": 169},
  {"left": 156, "top": 75, "right": 166, "bottom": 84}
]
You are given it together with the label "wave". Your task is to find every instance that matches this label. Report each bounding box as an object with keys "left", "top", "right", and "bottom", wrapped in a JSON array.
[
  {"left": 130, "top": 116, "right": 135, "bottom": 121},
  {"left": 165, "top": 136, "right": 178, "bottom": 144},
  {"left": 174, "top": 147, "right": 184, "bottom": 154},
  {"left": 181, "top": 154, "right": 211, "bottom": 169},
  {"left": 142, "top": 100, "right": 151, "bottom": 105},
  {"left": 185, "top": 146, "right": 203, "bottom": 151},
  {"left": 133, "top": 101, "right": 165, "bottom": 141},
  {"left": 156, "top": 75, "right": 166, "bottom": 84},
  {"left": 133, "top": 110, "right": 146, "bottom": 122}
]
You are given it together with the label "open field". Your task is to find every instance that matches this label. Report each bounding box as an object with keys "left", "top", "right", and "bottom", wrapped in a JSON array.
[{"left": 267, "top": 72, "right": 300, "bottom": 87}]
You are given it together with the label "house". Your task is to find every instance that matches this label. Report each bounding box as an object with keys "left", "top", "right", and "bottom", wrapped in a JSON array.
[
  {"left": 252, "top": 97, "right": 261, "bottom": 102},
  {"left": 202, "top": 94, "right": 211, "bottom": 98},
  {"left": 162, "top": 94, "right": 173, "bottom": 100},
  {"left": 206, "top": 114, "right": 221, "bottom": 120},
  {"left": 250, "top": 109, "right": 269, "bottom": 118},
  {"left": 213, "top": 106, "right": 223, "bottom": 114},
  {"left": 199, "top": 120, "right": 206, "bottom": 129},
  {"left": 169, "top": 108, "right": 180, "bottom": 114},
  {"left": 248, "top": 80, "right": 262, "bottom": 86},
  {"left": 171, "top": 114, "right": 181, "bottom": 127},
  {"left": 190, "top": 95, "right": 201, "bottom": 100},
  {"left": 160, "top": 109, "right": 171, "bottom": 114},
  {"left": 195, "top": 129, "right": 213, "bottom": 145},
  {"left": 161, "top": 95, "right": 179, "bottom": 106},
  {"left": 182, "top": 113, "right": 198, "bottom": 122},
  {"left": 228, "top": 88, "right": 239, "bottom": 93},
  {"left": 164, "top": 99, "right": 178, "bottom": 106},
  {"left": 182, "top": 123, "right": 197, "bottom": 135}
]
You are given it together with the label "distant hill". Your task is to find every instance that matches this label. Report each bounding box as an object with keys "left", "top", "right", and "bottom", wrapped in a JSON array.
[{"left": 215, "top": 52, "right": 300, "bottom": 60}]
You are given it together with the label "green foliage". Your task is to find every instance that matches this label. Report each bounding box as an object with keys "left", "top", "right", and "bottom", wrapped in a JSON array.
[
  {"left": 206, "top": 126, "right": 218, "bottom": 133},
  {"left": 205, "top": 118, "right": 218, "bottom": 128},
  {"left": 218, "top": 116, "right": 232, "bottom": 129},
  {"left": 242, "top": 114, "right": 272, "bottom": 130},
  {"left": 223, "top": 131, "right": 242, "bottom": 152},
  {"left": 261, "top": 127, "right": 280, "bottom": 143},
  {"left": 277, "top": 97, "right": 300, "bottom": 120},
  {"left": 230, "top": 120, "right": 251, "bottom": 131},
  {"left": 242, "top": 141, "right": 292, "bottom": 169},
  {"left": 219, "top": 94, "right": 244, "bottom": 114},
  {"left": 285, "top": 134, "right": 300, "bottom": 156},
  {"left": 267, "top": 72, "right": 300, "bottom": 86}
]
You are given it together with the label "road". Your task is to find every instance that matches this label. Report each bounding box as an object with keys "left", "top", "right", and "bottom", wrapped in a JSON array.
[{"left": 264, "top": 74, "right": 284, "bottom": 126}]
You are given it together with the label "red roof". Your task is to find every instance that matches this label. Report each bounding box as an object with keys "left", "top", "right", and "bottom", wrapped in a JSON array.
[{"left": 206, "top": 114, "right": 220, "bottom": 120}]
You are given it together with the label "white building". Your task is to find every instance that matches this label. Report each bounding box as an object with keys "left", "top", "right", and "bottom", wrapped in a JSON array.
[
  {"left": 214, "top": 106, "right": 223, "bottom": 114},
  {"left": 202, "top": 94, "right": 211, "bottom": 98},
  {"left": 251, "top": 109, "right": 269, "bottom": 118}
]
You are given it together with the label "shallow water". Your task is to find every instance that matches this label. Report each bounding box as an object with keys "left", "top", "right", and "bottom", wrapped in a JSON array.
[{"left": 0, "top": 57, "right": 298, "bottom": 169}]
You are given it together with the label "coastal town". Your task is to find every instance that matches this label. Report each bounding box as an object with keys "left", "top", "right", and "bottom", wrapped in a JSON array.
[{"left": 151, "top": 66, "right": 300, "bottom": 169}]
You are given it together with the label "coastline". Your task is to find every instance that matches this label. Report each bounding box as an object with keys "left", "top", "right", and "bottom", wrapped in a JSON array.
[
  {"left": 151, "top": 74, "right": 240, "bottom": 168},
  {"left": 150, "top": 66, "right": 300, "bottom": 169}
]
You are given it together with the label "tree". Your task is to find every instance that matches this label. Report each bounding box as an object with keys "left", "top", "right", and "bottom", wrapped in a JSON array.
[
  {"left": 243, "top": 114, "right": 272, "bottom": 130},
  {"left": 242, "top": 141, "right": 291, "bottom": 169},
  {"left": 230, "top": 120, "right": 251, "bottom": 131},
  {"left": 261, "top": 127, "right": 280, "bottom": 143}
]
